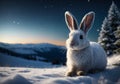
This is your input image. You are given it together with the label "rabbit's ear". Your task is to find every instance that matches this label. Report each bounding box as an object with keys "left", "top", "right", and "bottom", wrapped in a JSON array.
[
  {"left": 65, "top": 11, "right": 78, "bottom": 31},
  {"left": 79, "top": 12, "right": 95, "bottom": 34}
]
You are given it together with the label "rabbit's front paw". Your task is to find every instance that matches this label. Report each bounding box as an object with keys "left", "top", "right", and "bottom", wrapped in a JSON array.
[{"left": 77, "top": 71, "right": 86, "bottom": 76}]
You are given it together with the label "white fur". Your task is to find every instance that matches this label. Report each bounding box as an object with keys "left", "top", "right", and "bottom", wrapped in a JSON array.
[
  {"left": 65, "top": 11, "right": 107, "bottom": 74},
  {"left": 66, "top": 41, "right": 107, "bottom": 72}
]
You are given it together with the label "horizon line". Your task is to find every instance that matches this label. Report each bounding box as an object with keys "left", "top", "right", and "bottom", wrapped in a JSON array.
[{"left": 0, "top": 41, "right": 65, "bottom": 46}]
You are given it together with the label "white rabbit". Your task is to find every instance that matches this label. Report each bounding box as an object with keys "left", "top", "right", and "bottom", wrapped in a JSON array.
[{"left": 65, "top": 11, "right": 107, "bottom": 76}]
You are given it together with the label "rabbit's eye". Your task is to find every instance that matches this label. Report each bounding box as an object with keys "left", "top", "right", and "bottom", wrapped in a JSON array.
[{"left": 79, "top": 35, "right": 83, "bottom": 39}]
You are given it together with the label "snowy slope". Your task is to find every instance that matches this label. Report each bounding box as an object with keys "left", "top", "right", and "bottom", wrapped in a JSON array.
[
  {"left": 0, "top": 42, "right": 66, "bottom": 65},
  {"left": 0, "top": 54, "right": 120, "bottom": 84},
  {"left": 0, "top": 53, "right": 52, "bottom": 68}
]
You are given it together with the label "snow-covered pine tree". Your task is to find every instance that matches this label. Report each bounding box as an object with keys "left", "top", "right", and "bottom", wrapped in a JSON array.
[
  {"left": 114, "top": 26, "right": 120, "bottom": 54},
  {"left": 98, "top": 1, "right": 120, "bottom": 56},
  {"left": 98, "top": 18, "right": 113, "bottom": 55}
]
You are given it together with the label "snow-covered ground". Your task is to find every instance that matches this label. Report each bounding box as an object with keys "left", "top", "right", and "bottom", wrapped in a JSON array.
[
  {"left": 1, "top": 66, "right": 120, "bottom": 84},
  {"left": 0, "top": 53, "right": 52, "bottom": 68},
  {"left": 0, "top": 54, "right": 120, "bottom": 84}
]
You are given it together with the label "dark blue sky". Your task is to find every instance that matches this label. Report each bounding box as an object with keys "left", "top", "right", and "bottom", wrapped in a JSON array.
[{"left": 0, "top": 0, "right": 120, "bottom": 45}]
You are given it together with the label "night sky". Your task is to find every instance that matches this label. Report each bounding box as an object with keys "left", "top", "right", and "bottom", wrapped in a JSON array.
[{"left": 0, "top": 0, "right": 120, "bottom": 45}]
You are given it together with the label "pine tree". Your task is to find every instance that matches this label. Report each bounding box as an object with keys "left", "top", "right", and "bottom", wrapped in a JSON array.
[
  {"left": 98, "top": 1, "right": 120, "bottom": 56},
  {"left": 114, "top": 26, "right": 120, "bottom": 54}
]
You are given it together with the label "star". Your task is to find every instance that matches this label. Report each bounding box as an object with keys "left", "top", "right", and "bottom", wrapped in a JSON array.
[
  {"left": 88, "top": 0, "right": 90, "bottom": 2},
  {"left": 12, "top": 20, "right": 20, "bottom": 25},
  {"left": 44, "top": 5, "right": 47, "bottom": 9}
]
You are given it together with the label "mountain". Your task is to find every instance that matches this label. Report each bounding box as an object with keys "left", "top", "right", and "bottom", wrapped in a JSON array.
[{"left": 0, "top": 42, "right": 67, "bottom": 66}]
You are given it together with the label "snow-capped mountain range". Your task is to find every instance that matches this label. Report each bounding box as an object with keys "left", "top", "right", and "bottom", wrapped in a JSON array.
[{"left": 0, "top": 42, "right": 66, "bottom": 66}]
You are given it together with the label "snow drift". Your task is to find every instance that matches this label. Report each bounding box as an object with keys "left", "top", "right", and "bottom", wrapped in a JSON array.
[{"left": 107, "top": 54, "right": 120, "bottom": 66}]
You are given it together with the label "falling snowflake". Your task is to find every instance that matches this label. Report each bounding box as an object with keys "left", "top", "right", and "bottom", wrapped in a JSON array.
[{"left": 97, "top": 29, "right": 100, "bottom": 32}]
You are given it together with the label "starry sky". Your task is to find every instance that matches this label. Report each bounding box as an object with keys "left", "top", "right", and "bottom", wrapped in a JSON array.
[{"left": 0, "top": 0, "right": 120, "bottom": 45}]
